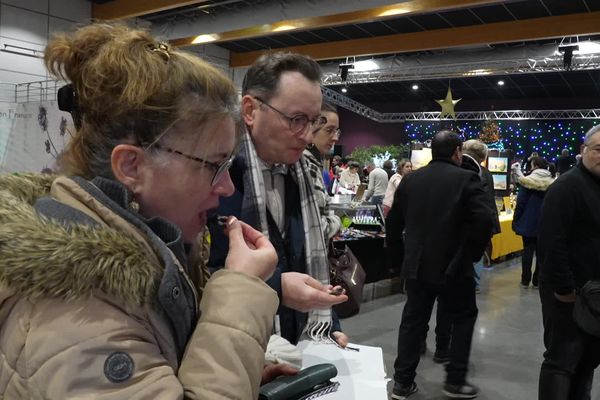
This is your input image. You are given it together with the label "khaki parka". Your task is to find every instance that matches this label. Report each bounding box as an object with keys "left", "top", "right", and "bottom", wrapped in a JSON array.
[{"left": 0, "top": 173, "right": 278, "bottom": 399}]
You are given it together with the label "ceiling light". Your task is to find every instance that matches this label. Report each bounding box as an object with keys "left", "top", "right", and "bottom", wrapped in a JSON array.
[
  {"left": 463, "top": 68, "right": 492, "bottom": 76},
  {"left": 497, "top": 80, "right": 505, "bottom": 86},
  {"left": 554, "top": 41, "right": 600, "bottom": 56},
  {"left": 273, "top": 24, "right": 297, "bottom": 32},
  {"left": 352, "top": 59, "right": 379, "bottom": 72},
  {"left": 341, "top": 87, "right": 348, "bottom": 93},
  {"left": 192, "top": 34, "right": 218, "bottom": 44},
  {"left": 378, "top": 6, "right": 409, "bottom": 17},
  {"left": 412, "top": 84, "right": 419, "bottom": 90}
]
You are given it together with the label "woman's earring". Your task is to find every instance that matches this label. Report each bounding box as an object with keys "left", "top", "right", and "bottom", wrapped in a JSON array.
[{"left": 129, "top": 199, "right": 140, "bottom": 213}]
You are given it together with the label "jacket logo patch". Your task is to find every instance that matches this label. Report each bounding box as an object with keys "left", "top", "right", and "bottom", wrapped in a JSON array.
[{"left": 104, "top": 352, "right": 135, "bottom": 383}]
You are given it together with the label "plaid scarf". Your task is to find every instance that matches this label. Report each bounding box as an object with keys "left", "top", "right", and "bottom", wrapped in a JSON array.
[{"left": 238, "top": 130, "right": 333, "bottom": 342}]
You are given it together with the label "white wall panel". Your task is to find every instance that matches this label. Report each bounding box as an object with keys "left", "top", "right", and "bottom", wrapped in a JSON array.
[
  {"left": 1, "top": 4, "right": 48, "bottom": 45},
  {"left": 50, "top": 0, "right": 90, "bottom": 22},
  {"left": 2, "top": 0, "right": 47, "bottom": 14},
  {"left": 49, "top": 16, "right": 76, "bottom": 36}
]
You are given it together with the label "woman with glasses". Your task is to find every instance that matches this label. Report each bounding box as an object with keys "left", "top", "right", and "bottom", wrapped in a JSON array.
[
  {"left": 0, "top": 23, "right": 279, "bottom": 399},
  {"left": 303, "top": 101, "right": 342, "bottom": 242}
]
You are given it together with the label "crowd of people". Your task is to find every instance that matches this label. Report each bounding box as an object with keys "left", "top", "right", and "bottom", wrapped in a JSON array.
[{"left": 0, "top": 22, "right": 598, "bottom": 400}]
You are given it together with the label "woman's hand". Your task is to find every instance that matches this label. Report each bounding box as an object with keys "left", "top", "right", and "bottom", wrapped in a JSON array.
[{"left": 224, "top": 217, "right": 277, "bottom": 281}]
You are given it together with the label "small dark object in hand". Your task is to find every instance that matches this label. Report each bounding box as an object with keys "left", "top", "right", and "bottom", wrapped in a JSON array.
[
  {"left": 209, "top": 214, "right": 230, "bottom": 229},
  {"left": 329, "top": 287, "right": 344, "bottom": 296}
]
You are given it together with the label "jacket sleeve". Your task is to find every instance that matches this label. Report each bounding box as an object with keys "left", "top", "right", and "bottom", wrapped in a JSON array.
[
  {"left": 537, "top": 182, "right": 576, "bottom": 294},
  {"left": 462, "top": 173, "right": 494, "bottom": 262},
  {"left": 29, "top": 270, "right": 277, "bottom": 400},
  {"left": 363, "top": 171, "right": 375, "bottom": 201}
]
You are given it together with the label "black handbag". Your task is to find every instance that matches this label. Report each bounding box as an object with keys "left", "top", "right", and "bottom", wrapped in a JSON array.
[
  {"left": 573, "top": 280, "right": 600, "bottom": 337},
  {"left": 329, "top": 244, "right": 366, "bottom": 318},
  {"left": 258, "top": 363, "right": 339, "bottom": 400}
]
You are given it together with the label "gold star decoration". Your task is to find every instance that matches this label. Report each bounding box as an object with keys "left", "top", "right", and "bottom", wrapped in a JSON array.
[{"left": 435, "top": 87, "right": 461, "bottom": 119}]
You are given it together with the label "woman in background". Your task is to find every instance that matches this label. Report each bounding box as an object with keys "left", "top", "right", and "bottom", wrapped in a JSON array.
[
  {"left": 512, "top": 156, "right": 555, "bottom": 288},
  {"left": 382, "top": 159, "right": 412, "bottom": 217},
  {"left": 0, "top": 23, "right": 278, "bottom": 399},
  {"left": 338, "top": 160, "right": 362, "bottom": 191},
  {"left": 304, "top": 101, "right": 342, "bottom": 242}
]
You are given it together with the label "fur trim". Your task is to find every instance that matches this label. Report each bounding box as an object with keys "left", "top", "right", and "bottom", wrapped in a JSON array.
[
  {"left": 0, "top": 174, "right": 161, "bottom": 306},
  {"left": 517, "top": 169, "right": 554, "bottom": 191}
]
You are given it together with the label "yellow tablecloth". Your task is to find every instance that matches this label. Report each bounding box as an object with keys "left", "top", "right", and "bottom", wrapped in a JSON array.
[{"left": 490, "top": 213, "right": 523, "bottom": 260}]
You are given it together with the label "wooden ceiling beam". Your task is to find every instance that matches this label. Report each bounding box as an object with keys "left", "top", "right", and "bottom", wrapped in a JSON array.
[
  {"left": 170, "top": 0, "right": 503, "bottom": 47},
  {"left": 92, "top": 0, "right": 201, "bottom": 20},
  {"left": 229, "top": 11, "right": 600, "bottom": 67}
]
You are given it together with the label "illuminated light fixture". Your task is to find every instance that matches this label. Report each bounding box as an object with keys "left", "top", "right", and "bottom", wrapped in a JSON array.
[
  {"left": 192, "top": 34, "right": 219, "bottom": 44},
  {"left": 497, "top": 80, "right": 505, "bottom": 86},
  {"left": 553, "top": 41, "right": 600, "bottom": 55},
  {"left": 352, "top": 59, "right": 378, "bottom": 72},
  {"left": 339, "top": 56, "right": 355, "bottom": 82},
  {"left": 463, "top": 68, "right": 492, "bottom": 76},
  {"left": 559, "top": 44, "right": 578, "bottom": 70},
  {"left": 412, "top": 84, "right": 419, "bottom": 90},
  {"left": 378, "top": 6, "right": 409, "bottom": 17},
  {"left": 341, "top": 87, "right": 348, "bottom": 93},
  {"left": 273, "top": 24, "right": 297, "bottom": 32}
]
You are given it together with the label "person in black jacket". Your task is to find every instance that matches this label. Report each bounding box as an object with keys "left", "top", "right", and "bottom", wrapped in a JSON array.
[
  {"left": 537, "top": 125, "right": 600, "bottom": 400},
  {"left": 462, "top": 139, "right": 501, "bottom": 292},
  {"left": 388, "top": 131, "right": 494, "bottom": 399}
]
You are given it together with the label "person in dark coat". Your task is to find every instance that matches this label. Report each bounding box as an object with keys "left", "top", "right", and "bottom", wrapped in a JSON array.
[
  {"left": 537, "top": 125, "right": 600, "bottom": 400},
  {"left": 462, "top": 139, "right": 501, "bottom": 291},
  {"left": 555, "top": 148, "right": 575, "bottom": 176},
  {"left": 383, "top": 160, "right": 395, "bottom": 179},
  {"left": 511, "top": 156, "right": 555, "bottom": 288},
  {"left": 387, "top": 131, "right": 494, "bottom": 399}
]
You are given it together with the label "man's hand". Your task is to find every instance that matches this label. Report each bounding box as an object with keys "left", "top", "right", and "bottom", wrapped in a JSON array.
[
  {"left": 224, "top": 217, "right": 277, "bottom": 281},
  {"left": 281, "top": 272, "right": 348, "bottom": 312},
  {"left": 554, "top": 291, "right": 576, "bottom": 303},
  {"left": 332, "top": 331, "right": 349, "bottom": 348},
  {"left": 261, "top": 363, "right": 299, "bottom": 385}
]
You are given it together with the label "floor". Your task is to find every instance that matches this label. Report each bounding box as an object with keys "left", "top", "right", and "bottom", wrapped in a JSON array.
[{"left": 341, "top": 257, "right": 600, "bottom": 400}]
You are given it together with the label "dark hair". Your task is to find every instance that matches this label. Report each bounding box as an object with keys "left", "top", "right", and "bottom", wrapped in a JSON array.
[
  {"left": 431, "top": 130, "right": 462, "bottom": 159},
  {"left": 530, "top": 156, "right": 548, "bottom": 170},
  {"left": 382, "top": 160, "right": 393, "bottom": 169},
  {"left": 242, "top": 52, "right": 322, "bottom": 100},
  {"left": 321, "top": 101, "right": 338, "bottom": 114}
]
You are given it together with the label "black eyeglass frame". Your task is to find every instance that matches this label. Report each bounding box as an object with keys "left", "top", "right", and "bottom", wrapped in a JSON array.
[
  {"left": 152, "top": 143, "right": 234, "bottom": 186},
  {"left": 254, "top": 96, "right": 326, "bottom": 134}
]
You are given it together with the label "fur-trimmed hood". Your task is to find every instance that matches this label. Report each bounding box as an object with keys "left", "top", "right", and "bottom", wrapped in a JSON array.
[
  {"left": 516, "top": 168, "right": 555, "bottom": 191},
  {"left": 0, "top": 173, "right": 161, "bottom": 306}
]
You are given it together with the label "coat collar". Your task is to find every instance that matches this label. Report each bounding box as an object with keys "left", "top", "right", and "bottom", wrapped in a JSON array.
[{"left": 0, "top": 173, "right": 171, "bottom": 306}]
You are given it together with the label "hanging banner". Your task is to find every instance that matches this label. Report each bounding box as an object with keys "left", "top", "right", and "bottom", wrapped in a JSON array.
[{"left": 1, "top": 101, "right": 72, "bottom": 173}]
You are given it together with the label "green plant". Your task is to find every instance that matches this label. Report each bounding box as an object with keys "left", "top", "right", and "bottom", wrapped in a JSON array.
[{"left": 348, "top": 144, "right": 409, "bottom": 166}]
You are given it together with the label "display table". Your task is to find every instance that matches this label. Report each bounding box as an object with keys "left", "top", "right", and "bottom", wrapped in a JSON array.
[{"left": 490, "top": 213, "right": 523, "bottom": 261}]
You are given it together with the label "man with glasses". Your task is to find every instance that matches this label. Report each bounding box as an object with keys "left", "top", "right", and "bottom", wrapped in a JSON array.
[
  {"left": 304, "top": 101, "right": 342, "bottom": 243},
  {"left": 537, "top": 124, "right": 600, "bottom": 400},
  {"left": 208, "top": 52, "right": 349, "bottom": 348}
]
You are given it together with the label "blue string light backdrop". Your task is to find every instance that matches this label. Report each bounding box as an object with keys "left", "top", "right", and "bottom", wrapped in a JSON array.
[{"left": 404, "top": 120, "right": 599, "bottom": 162}]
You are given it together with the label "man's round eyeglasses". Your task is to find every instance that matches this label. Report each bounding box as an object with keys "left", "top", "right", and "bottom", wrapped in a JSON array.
[
  {"left": 153, "top": 143, "right": 234, "bottom": 186},
  {"left": 255, "top": 96, "right": 326, "bottom": 134}
]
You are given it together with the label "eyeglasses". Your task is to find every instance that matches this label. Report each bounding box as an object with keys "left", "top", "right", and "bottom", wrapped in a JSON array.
[
  {"left": 153, "top": 144, "right": 234, "bottom": 186},
  {"left": 255, "top": 96, "right": 326, "bottom": 134},
  {"left": 321, "top": 126, "right": 341, "bottom": 138}
]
